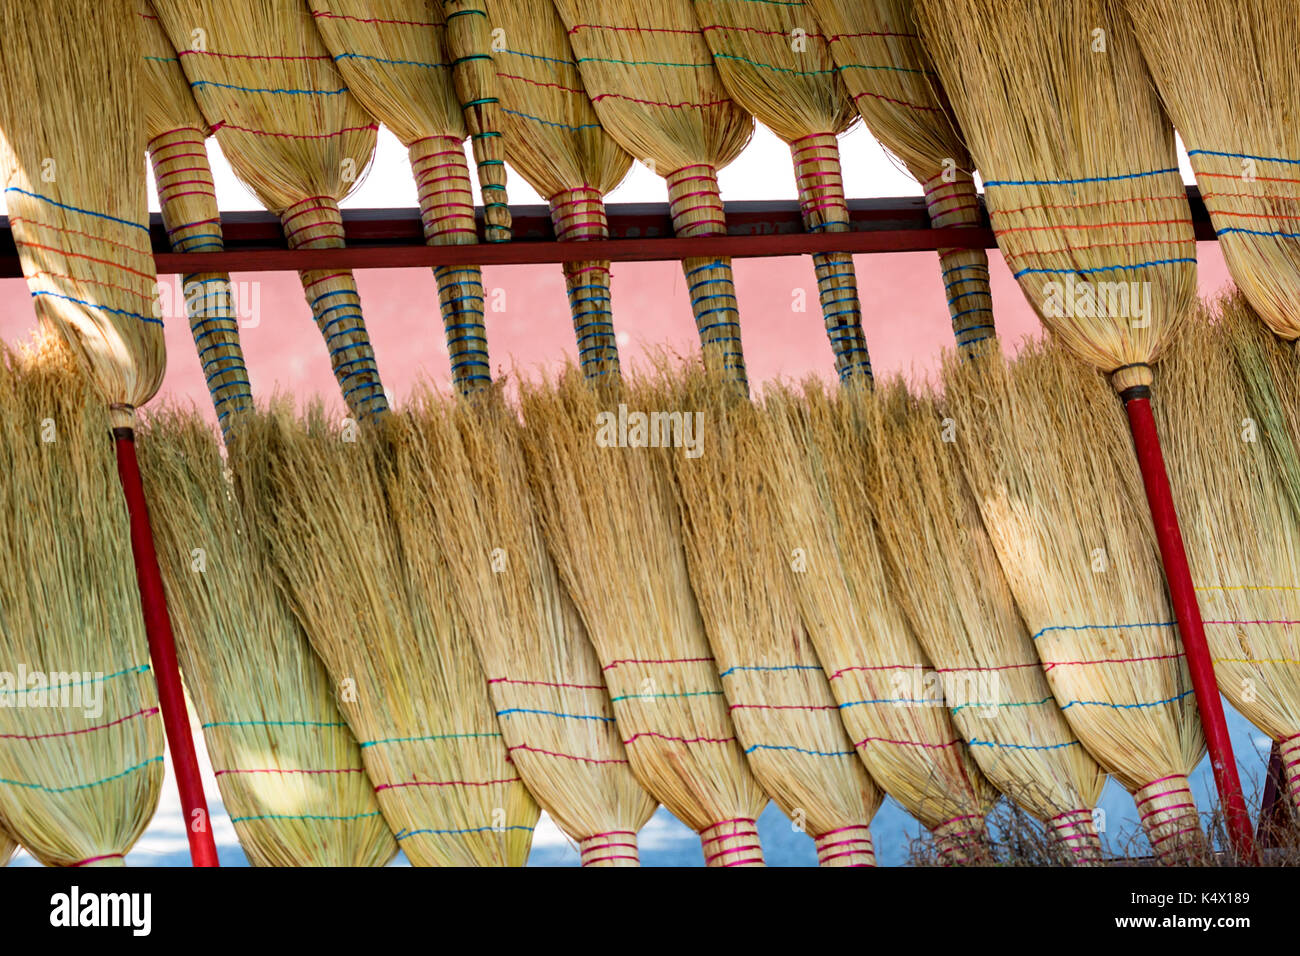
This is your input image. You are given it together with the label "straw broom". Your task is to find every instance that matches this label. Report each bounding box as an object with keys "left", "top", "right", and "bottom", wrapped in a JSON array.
[
  {"left": 807, "top": 0, "right": 994, "bottom": 353},
  {"left": 867, "top": 381, "right": 1107, "bottom": 862},
  {"left": 521, "top": 370, "right": 770, "bottom": 865},
  {"left": 1160, "top": 294, "right": 1300, "bottom": 817},
  {"left": 237, "top": 403, "right": 538, "bottom": 866},
  {"left": 761, "top": 383, "right": 997, "bottom": 862},
  {"left": 1124, "top": 0, "right": 1300, "bottom": 344},
  {"left": 140, "top": 1, "right": 253, "bottom": 442},
  {"left": 666, "top": 367, "right": 882, "bottom": 865},
  {"left": 918, "top": 0, "right": 1255, "bottom": 858},
  {"left": 138, "top": 407, "right": 397, "bottom": 866},
  {"left": 442, "top": 0, "right": 512, "bottom": 242},
  {"left": 553, "top": 0, "right": 755, "bottom": 390},
  {"left": 945, "top": 343, "right": 1208, "bottom": 863},
  {"left": 486, "top": 0, "right": 630, "bottom": 380},
  {"left": 693, "top": 0, "right": 872, "bottom": 385},
  {"left": 153, "top": 0, "right": 390, "bottom": 423},
  {"left": 0, "top": 0, "right": 219, "bottom": 866},
  {"left": 0, "top": 338, "right": 163, "bottom": 867},
  {"left": 395, "top": 389, "right": 657, "bottom": 865},
  {"left": 308, "top": 0, "right": 493, "bottom": 396}
]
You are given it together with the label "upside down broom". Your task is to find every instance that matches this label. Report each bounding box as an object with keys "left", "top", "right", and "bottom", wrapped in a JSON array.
[
  {"left": 1160, "top": 296, "right": 1300, "bottom": 818},
  {"left": 554, "top": 0, "right": 755, "bottom": 390},
  {"left": 139, "top": 4, "right": 396, "bottom": 865},
  {"left": 762, "top": 384, "right": 997, "bottom": 862},
  {"left": 153, "top": 0, "right": 390, "bottom": 423},
  {"left": 667, "top": 367, "right": 883, "bottom": 865},
  {"left": 486, "top": 0, "right": 629, "bottom": 380},
  {"left": 693, "top": 0, "right": 873, "bottom": 385},
  {"left": 808, "top": 0, "right": 995, "bottom": 353},
  {"left": 919, "top": 0, "right": 1253, "bottom": 859},
  {"left": 309, "top": 0, "right": 494, "bottom": 395},
  {"left": 867, "top": 382, "right": 1107, "bottom": 862},
  {"left": 0, "top": 0, "right": 213, "bottom": 866}
]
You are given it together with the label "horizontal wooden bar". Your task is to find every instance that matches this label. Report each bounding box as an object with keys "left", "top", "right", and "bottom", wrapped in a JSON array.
[{"left": 0, "top": 188, "right": 1215, "bottom": 277}]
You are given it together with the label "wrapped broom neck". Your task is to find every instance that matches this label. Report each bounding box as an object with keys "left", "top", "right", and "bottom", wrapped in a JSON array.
[
  {"left": 916, "top": 164, "right": 995, "bottom": 354},
  {"left": 665, "top": 164, "right": 747, "bottom": 391},
  {"left": 814, "top": 824, "right": 875, "bottom": 867},
  {"left": 548, "top": 186, "right": 619, "bottom": 379},
  {"left": 409, "top": 135, "right": 491, "bottom": 393},
  {"left": 700, "top": 818, "right": 764, "bottom": 867},
  {"left": 790, "top": 132, "right": 872, "bottom": 385},
  {"left": 279, "top": 196, "right": 389, "bottom": 423}
]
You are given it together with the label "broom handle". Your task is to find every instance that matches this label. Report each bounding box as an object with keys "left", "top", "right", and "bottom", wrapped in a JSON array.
[
  {"left": 113, "top": 429, "right": 220, "bottom": 868},
  {"left": 549, "top": 186, "right": 619, "bottom": 379},
  {"left": 442, "top": 0, "right": 511, "bottom": 243},
  {"left": 789, "top": 133, "right": 872, "bottom": 386},
  {"left": 918, "top": 168, "right": 996, "bottom": 353},
  {"left": 666, "top": 164, "right": 748, "bottom": 393},
  {"left": 1120, "top": 388, "right": 1256, "bottom": 861},
  {"left": 280, "top": 196, "right": 389, "bottom": 422},
  {"left": 149, "top": 127, "right": 252, "bottom": 440},
  {"left": 409, "top": 136, "right": 491, "bottom": 395}
]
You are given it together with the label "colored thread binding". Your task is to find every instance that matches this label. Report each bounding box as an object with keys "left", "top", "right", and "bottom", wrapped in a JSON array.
[
  {"left": 922, "top": 169, "right": 995, "bottom": 353},
  {"left": 1134, "top": 773, "right": 1205, "bottom": 864},
  {"left": 814, "top": 823, "right": 875, "bottom": 867},
  {"left": 699, "top": 817, "right": 764, "bottom": 867},
  {"left": 578, "top": 829, "right": 640, "bottom": 867},
  {"left": 666, "top": 164, "right": 747, "bottom": 391},
  {"left": 931, "top": 812, "right": 987, "bottom": 865},
  {"left": 442, "top": 0, "right": 511, "bottom": 242},
  {"left": 1279, "top": 733, "right": 1300, "bottom": 813},
  {"left": 280, "top": 196, "right": 388, "bottom": 421},
  {"left": 790, "top": 133, "right": 871, "bottom": 385},
  {"left": 1047, "top": 808, "right": 1103, "bottom": 865},
  {"left": 549, "top": 186, "right": 619, "bottom": 379},
  {"left": 409, "top": 136, "right": 490, "bottom": 394}
]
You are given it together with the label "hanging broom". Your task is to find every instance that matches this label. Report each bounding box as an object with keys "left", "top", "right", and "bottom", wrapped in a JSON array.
[
  {"left": 396, "top": 388, "right": 657, "bottom": 864},
  {"left": 308, "top": 0, "right": 493, "bottom": 396},
  {"left": 807, "top": 0, "right": 994, "bottom": 353},
  {"left": 761, "top": 383, "right": 997, "bottom": 862},
  {"left": 153, "top": 0, "right": 389, "bottom": 423},
  {"left": 486, "top": 0, "right": 629, "bottom": 380},
  {"left": 693, "top": 0, "right": 873, "bottom": 385},
  {"left": 0, "top": 339, "right": 164, "bottom": 868},
  {"left": 1160, "top": 295, "right": 1300, "bottom": 818},
  {"left": 918, "top": 0, "right": 1254, "bottom": 859},
  {"left": 666, "top": 367, "right": 882, "bottom": 865},
  {"left": 137, "top": 407, "right": 397, "bottom": 866},
  {"left": 140, "top": 1, "right": 252, "bottom": 441},
  {"left": 521, "top": 370, "right": 770, "bottom": 865},
  {"left": 553, "top": 0, "right": 755, "bottom": 390},
  {"left": 945, "top": 343, "right": 1208, "bottom": 863},
  {"left": 0, "top": 0, "right": 218, "bottom": 866},
  {"left": 867, "top": 381, "right": 1107, "bottom": 863},
  {"left": 236, "top": 402, "right": 539, "bottom": 866},
  {"left": 442, "top": 0, "right": 512, "bottom": 242},
  {"left": 1124, "top": 0, "right": 1300, "bottom": 344}
]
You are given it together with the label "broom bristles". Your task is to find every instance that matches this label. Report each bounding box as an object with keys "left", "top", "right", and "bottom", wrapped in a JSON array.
[
  {"left": 519, "top": 369, "right": 769, "bottom": 842},
  {"left": 917, "top": 0, "right": 1194, "bottom": 386},
  {"left": 944, "top": 340, "right": 1208, "bottom": 861},
  {"left": 867, "top": 380, "right": 1106, "bottom": 859},
  {"left": 139, "top": 406, "right": 397, "bottom": 866},
  {"left": 760, "top": 382, "right": 997, "bottom": 843},
  {"left": 0, "top": 338, "right": 163, "bottom": 866},
  {"left": 1124, "top": 0, "right": 1300, "bottom": 344},
  {"left": 1159, "top": 294, "right": 1300, "bottom": 815},
  {"left": 0, "top": 0, "right": 163, "bottom": 424},
  {"left": 397, "top": 386, "right": 657, "bottom": 854},
  {"left": 234, "top": 402, "right": 538, "bottom": 866},
  {"left": 665, "top": 366, "right": 882, "bottom": 863}
]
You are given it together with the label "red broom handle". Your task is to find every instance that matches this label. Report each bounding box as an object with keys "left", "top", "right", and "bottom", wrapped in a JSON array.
[
  {"left": 1121, "top": 392, "right": 1256, "bottom": 861},
  {"left": 113, "top": 429, "right": 220, "bottom": 868}
]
